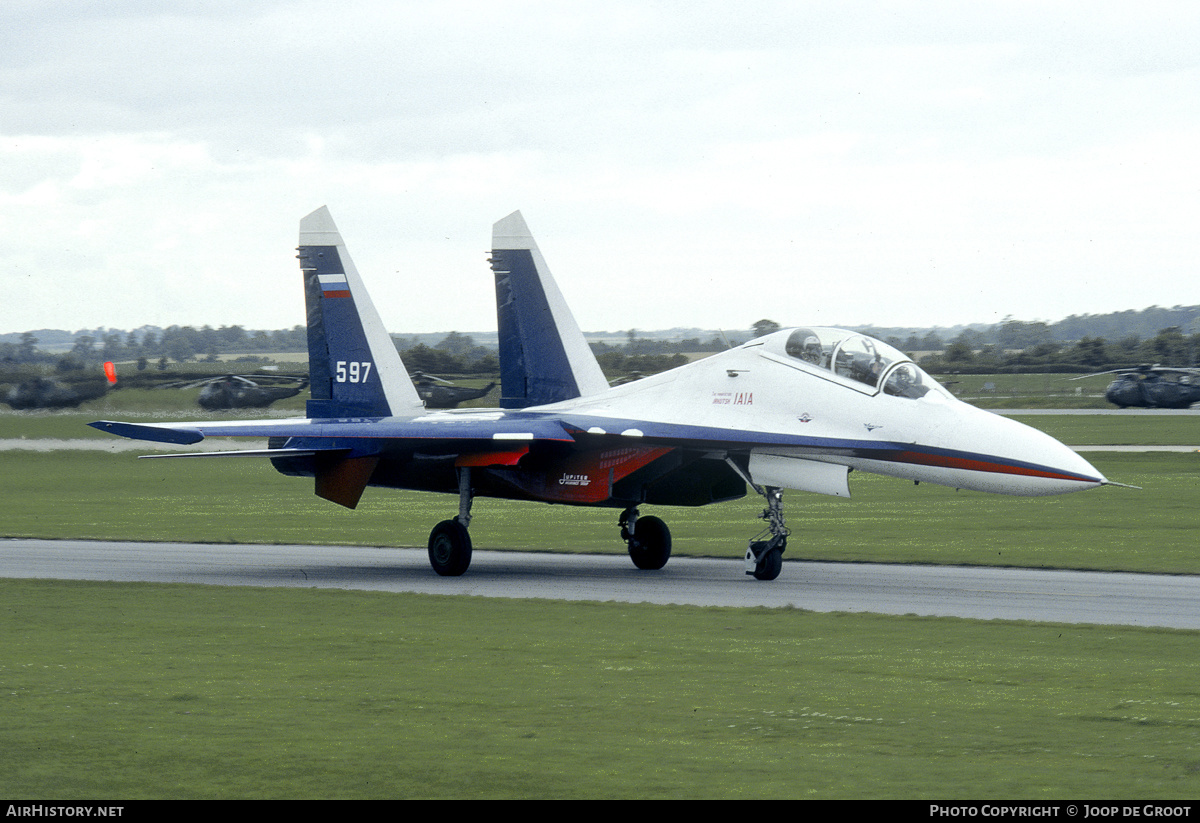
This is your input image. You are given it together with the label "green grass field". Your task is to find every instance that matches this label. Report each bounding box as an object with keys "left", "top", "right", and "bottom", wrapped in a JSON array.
[
  {"left": 940, "top": 372, "right": 1115, "bottom": 408},
  {"left": 4, "top": 579, "right": 1200, "bottom": 799},
  {"left": 1007, "top": 414, "right": 1200, "bottom": 446},
  {"left": 2, "top": 408, "right": 1199, "bottom": 798},
  {"left": 2, "top": 447, "right": 1196, "bottom": 573}
]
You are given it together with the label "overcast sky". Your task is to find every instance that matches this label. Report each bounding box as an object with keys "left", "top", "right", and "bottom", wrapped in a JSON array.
[{"left": 3, "top": 1, "right": 1198, "bottom": 337}]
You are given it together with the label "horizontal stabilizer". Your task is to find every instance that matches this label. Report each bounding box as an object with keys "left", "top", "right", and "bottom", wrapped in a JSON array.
[
  {"left": 89, "top": 420, "right": 203, "bottom": 445},
  {"left": 137, "top": 448, "right": 331, "bottom": 460}
]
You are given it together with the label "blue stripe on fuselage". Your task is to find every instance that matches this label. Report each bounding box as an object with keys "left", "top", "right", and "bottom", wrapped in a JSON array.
[{"left": 547, "top": 413, "right": 1103, "bottom": 484}]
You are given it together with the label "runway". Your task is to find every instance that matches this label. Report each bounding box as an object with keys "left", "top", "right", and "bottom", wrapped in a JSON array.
[{"left": 4, "top": 538, "right": 1199, "bottom": 630}]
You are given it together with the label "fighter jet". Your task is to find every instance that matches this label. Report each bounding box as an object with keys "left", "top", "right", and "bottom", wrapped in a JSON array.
[{"left": 91, "top": 208, "right": 1109, "bottom": 580}]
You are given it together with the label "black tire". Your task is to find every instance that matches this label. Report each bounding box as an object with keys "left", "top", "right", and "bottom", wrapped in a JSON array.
[
  {"left": 753, "top": 548, "right": 783, "bottom": 581},
  {"left": 428, "top": 519, "right": 472, "bottom": 576},
  {"left": 628, "top": 515, "right": 671, "bottom": 571}
]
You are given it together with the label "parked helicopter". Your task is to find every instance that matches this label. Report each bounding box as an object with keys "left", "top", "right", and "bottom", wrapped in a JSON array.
[
  {"left": 3, "top": 376, "right": 109, "bottom": 410},
  {"left": 1082, "top": 364, "right": 1200, "bottom": 409},
  {"left": 409, "top": 372, "right": 496, "bottom": 409},
  {"left": 158, "top": 373, "right": 309, "bottom": 410}
]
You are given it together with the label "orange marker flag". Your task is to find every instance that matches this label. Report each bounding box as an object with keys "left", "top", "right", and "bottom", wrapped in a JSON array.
[{"left": 103, "top": 361, "right": 117, "bottom": 384}]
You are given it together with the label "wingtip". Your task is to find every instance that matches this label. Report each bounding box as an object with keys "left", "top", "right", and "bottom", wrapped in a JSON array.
[{"left": 89, "top": 420, "right": 205, "bottom": 445}]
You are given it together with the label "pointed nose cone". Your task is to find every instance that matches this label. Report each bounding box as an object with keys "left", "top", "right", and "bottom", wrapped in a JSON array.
[
  {"left": 968, "top": 409, "right": 1107, "bottom": 496},
  {"left": 1023, "top": 426, "right": 1108, "bottom": 492}
]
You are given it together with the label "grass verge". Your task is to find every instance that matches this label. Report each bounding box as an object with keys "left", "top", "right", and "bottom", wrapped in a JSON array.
[
  {"left": 3, "top": 449, "right": 1196, "bottom": 573},
  {"left": 3, "top": 579, "right": 1199, "bottom": 799}
]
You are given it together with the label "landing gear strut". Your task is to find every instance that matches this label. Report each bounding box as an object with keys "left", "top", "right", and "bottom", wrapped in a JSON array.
[
  {"left": 428, "top": 467, "right": 473, "bottom": 576},
  {"left": 722, "top": 458, "right": 791, "bottom": 581},
  {"left": 620, "top": 507, "right": 672, "bottom": 570},
  {"left": 744, "top": 485, "right": 788, "bottom": 581}
]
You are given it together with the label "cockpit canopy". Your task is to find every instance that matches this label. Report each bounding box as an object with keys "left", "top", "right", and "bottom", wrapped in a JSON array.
[{"left": 781, "top": 327, "right": 950, "bottom": 400}]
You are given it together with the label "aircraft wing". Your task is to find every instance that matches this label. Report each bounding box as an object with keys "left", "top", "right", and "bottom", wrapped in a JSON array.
[
  {"left": 90, "top": 412, "right": 583, "bottom": 511},
  {"left": 88, "top": 414, "right": 578, "bottom": 450}
]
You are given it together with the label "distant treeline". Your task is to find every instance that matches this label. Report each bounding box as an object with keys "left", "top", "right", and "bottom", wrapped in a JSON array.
[
  {"left": 4, "top": 304, "right": 1200, "bottom": 375},
  {"left": 0, "top": 326, "right": 309, "bottom": 372},
  {"left": 759, "top": 317, "right": 1200, "bottom": 372},
  {"left": 0, "top": 326, "right": 505, "bottom": 375},
  {"left": 0, "top": 325, "right": 716, "bottom": 377},
  {"left": 855, "top": 304, "right": 1200, "bottom": 349},
  {"left": 915, "top": 326, "right": 1198, "bottom": 374}
]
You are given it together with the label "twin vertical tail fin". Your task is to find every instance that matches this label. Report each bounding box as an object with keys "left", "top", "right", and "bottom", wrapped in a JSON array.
[
  {"left": 298, "top": 207, "right": 424, "bottom": 418},
  {"left": 490, "top": 211, "right": 609, "bottom": 408},
  {"left": 298, "top": 207, "right": 602, "bottom": 415}
]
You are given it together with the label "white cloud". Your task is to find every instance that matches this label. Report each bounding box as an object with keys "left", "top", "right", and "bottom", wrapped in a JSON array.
[{"left": 2, "top": 1, "right": 1199, "bottom": 335}]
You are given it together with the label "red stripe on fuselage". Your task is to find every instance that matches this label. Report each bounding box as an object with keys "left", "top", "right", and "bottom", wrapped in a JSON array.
[{"left": 891, "top": 450, "right": 1093, "bottom": 482}]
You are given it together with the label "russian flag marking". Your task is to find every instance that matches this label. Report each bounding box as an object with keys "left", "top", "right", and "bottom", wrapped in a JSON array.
[{"left": 318, "top": 274, "right": 350, "bottom": 298}]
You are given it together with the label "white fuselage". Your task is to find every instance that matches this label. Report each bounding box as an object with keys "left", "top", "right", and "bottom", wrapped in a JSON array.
[{"left": 533, "top": 329, "right": 1106, "bottom": 498}]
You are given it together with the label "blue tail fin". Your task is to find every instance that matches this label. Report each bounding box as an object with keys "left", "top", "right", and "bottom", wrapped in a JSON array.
[
  {"left": 490, "top": 211, "right": 609, "bottom": 408},
  {"left": 298, "top": 207, "right": 424, "bottom": 418}
]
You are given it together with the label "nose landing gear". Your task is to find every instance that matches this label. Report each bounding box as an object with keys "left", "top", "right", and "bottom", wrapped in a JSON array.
[{"left": 744, "top": 485, "right": 788, "bottom": 581}]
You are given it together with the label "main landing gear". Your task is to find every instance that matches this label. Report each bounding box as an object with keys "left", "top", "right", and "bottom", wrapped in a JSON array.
[
  {"left": 620, "top": 507, "right": 672, "bottom": 570},
  {"left": 427, "top": 468, "right": 788, "bottom": 581},
  {"left": 428, "top": 468, "right": 473, "bottom": 576},
  {"left": 618, "top": 484, "right": 788, "bottom": 579}
]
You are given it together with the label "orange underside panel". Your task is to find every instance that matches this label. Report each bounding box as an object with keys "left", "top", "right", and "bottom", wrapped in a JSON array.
[
  {"left": 525, "top": 445, "right": 676, "bottom": 504},
  {"left": 315, "top": 453, "right": 381, "bottom": 509},
  {"left": 455, "top": 447, "right": 530, "bottom": 467}
]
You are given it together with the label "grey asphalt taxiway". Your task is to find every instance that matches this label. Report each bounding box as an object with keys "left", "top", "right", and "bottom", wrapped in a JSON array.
[{"left": 4, "top": 538, "right": 1199, "bottom": 630}]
